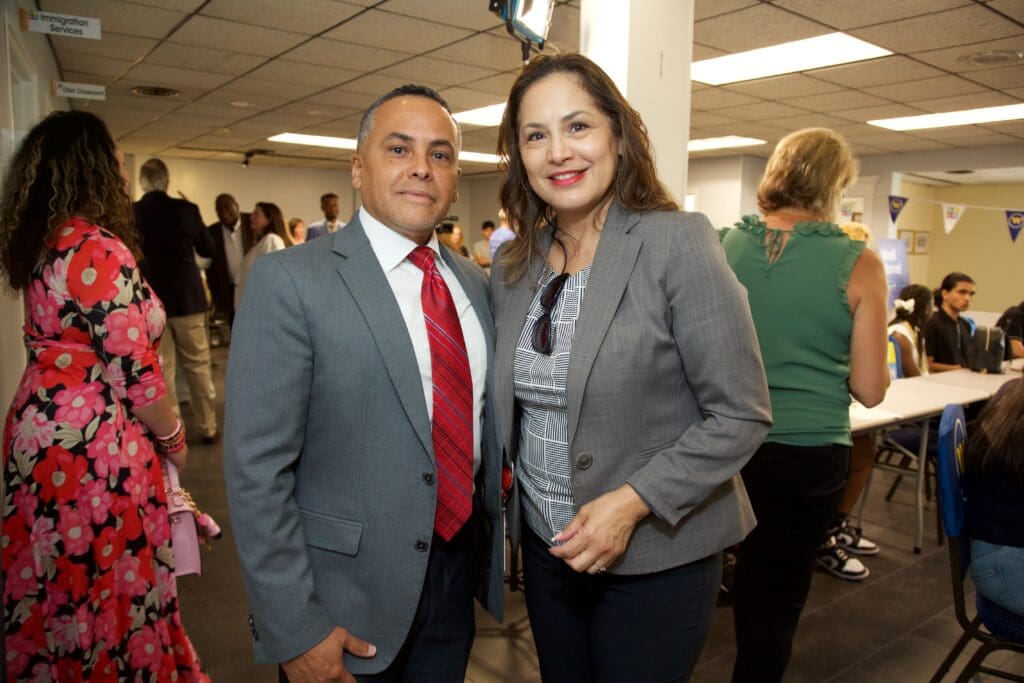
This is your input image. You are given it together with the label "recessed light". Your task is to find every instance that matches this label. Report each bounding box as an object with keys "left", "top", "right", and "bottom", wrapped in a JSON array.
[
  {"left": 131, "top": 86, "right": 180, "bottom": 98},
  {"left": 691, "top": 32, "right": 892, "bottom": 85},
  {"left": 268, "top": 132, "right": 501, "bottom": 164},
  {"left": 688, "top": 136, "right": 766, "bottom": 152},
  {"left": 956, "top": 49, "right": 1024, "bottom": 68},
  {"left": 229, "top": 100, "right": 252, "bottom": 108},
  {"left": 868, "top": 103, "right": 1024, "bottom": 131},
  {"left": 452, "top": 102, "right": 506, "bottom": 127}
]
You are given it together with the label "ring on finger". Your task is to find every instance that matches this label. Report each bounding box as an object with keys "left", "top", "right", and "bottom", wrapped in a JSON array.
[{"left": 591, "top": 562, "right": 607, "bottom": 574}]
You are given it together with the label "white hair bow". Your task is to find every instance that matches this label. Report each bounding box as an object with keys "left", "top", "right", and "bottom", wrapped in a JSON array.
[{"left": 894, "top": 298, "right": 915, "bottom": 314}]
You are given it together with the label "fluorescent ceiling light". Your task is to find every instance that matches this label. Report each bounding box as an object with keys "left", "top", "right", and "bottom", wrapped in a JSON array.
[
  {"left": 452, "top": 102, "right": 506, "bottom": 127},
  {"left": 691, "top": 32, "right": 892, "bottom": 85},
  {"left": 268, "top": 132, "right": 356, "bottom": 149},
  {"left": 268, "top": 132, "right": 500, "bottom": 164},
  {"left": 687, "top": 136, "right": 766, "bottom": 152},
  {"left": 868, "top": 103, "right": 1024, "bottom": 131}
]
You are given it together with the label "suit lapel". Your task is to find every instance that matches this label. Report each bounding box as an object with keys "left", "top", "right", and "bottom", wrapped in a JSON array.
[
  {"left": 566, "top": 201, "right": 642, "bottom": 446},
  {"left": 330, "top": 219, "right": 433, "bottom": 460}
]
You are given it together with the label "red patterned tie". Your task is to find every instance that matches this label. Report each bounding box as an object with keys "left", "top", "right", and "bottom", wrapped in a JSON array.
[{"left": 408, "top": 246, "right": 474, "bottom": 540}]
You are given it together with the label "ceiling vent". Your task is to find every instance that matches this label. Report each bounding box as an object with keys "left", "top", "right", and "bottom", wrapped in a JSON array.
[
  {"left": 956, "top": 49, "right": 1024, "bottom": 67},
  {"left": 131, "top": 86, "right": 180, "bottom": 98}
]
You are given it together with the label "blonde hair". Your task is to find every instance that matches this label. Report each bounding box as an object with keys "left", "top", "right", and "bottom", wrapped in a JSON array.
[
  {"left": 757, "top": 128, "right": 858, "bottom": 220},
  {"left": 839, "top": 221, "right": 872, "bottom": 242}
]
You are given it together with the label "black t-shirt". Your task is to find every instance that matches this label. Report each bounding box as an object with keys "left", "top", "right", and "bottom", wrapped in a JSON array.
[
  {"left": 997, "top": 305, "right": 1024, "bottom": 341},
  {"left": 923, "top": 308, "right": 972, "bottom": 367}
]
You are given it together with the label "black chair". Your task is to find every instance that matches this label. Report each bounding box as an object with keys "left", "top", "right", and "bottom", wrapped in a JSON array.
[{"left": 930, "top": 403, "right": 1024, "bottom": 682}]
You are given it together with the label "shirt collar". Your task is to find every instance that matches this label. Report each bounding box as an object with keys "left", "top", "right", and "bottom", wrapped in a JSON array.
[{"left": 360, "top": 206, "right": 445, "bottom": 274}]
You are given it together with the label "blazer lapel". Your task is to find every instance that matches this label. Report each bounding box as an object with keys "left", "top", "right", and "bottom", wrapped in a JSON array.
[
  {"left": 330, "top": 219, "right": 433, "bottom": 460},
  {"left": 566, "top": 200, "right": 642, "bottom": 446}
]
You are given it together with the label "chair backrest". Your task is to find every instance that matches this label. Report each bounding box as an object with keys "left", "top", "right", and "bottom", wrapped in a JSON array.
[
  {"left": 936, "top": 403, "right": 968, "bottom": 540},
  {"left": 887, "top": 334, "right": 904, "bottom": 379}
]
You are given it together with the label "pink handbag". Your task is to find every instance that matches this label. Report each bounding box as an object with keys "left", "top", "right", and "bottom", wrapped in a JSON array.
[{"left": 164, "top": 461, "right": 222, "bottom": 577}]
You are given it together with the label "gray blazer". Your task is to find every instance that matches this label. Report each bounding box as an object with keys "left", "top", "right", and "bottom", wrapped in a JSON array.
[
  {"left": 492, "top": 201, "right": 772, "bottom": 574},
  {"left": 224, "top": 215, "right": 504, "bottom": 671}
]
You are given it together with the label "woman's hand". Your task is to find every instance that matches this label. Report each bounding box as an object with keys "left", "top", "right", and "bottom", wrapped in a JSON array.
[
  {"left": 549, "top": 484, "right": 650, "bottom": 574},
  {"left": 166, "top": 444, "right": 188, "bottom": 472}
]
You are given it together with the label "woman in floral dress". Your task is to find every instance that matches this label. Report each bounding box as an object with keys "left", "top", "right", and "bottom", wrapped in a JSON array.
[{"left": 1, "top": 111, "right": 209, "bottom": 681}]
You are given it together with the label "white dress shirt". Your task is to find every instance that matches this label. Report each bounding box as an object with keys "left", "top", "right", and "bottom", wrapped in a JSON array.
[
  {"left": 223, "top": 219, "right": 245, "bottom": 285},
  {"left": 361, "top": 207, "right": 487, "bottom": 474}
]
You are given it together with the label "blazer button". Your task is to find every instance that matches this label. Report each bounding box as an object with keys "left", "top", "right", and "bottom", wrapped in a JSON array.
[
  {"left": 423, "top": 473, "right": 435, "bottom": 485},
  {"left": 415, "top": 539, "right": 429, "bottom": 552},
  {"left": 575, "top": 452, "right": 593, "bottom": 470}
]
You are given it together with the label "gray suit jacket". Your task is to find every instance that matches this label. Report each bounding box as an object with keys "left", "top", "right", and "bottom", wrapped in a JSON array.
[
  {"left": 492, "top": 201, "right": 772, "bottom": 574},
  {"left": 224, "top": 215, "right": 504, "bottom": 671}
]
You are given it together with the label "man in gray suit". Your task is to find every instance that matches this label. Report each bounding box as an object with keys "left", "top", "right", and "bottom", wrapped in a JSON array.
[{"left": 224, "top": 84, "right": 503, "bottom": 682}]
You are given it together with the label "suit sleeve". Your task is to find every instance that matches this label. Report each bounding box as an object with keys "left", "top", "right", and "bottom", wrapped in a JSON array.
[
  {"left": 189, "top": 203, "right": 215, "bottom": 258},
  {"left": 626, "top": 213, "right": 772, "bottom": 526},
  {"left": 223, "top": 254, "right": 335, "bottom": 663}
]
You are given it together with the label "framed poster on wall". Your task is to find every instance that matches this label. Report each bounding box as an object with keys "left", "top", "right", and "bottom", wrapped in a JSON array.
[
  {"left": 898, "top": 230, "right": 914, "bottom": 252},
  {"left": 839, "top": 197, "right": 864, "bottom": 223},
  {"left": 914, "top": 231, "right": 930, "bottom": 255}
]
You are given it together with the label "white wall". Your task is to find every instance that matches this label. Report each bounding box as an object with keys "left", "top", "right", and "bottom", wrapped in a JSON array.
[
  {"left": 687, "top": 156, "right": 745, "bottom": 229},
  {"left": 130, "top": 156, "right": 356, "bottom": 228},
  {"left": 1, "top": 0, "right": 68, "bottom": 411}
]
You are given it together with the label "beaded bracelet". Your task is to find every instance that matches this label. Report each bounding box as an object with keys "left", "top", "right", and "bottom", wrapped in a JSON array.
[{"left": 155, "top": 420, "right": 187, "bottom": 455}]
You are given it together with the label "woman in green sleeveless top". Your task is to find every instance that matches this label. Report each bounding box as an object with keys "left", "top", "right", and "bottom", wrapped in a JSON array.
[{"left": 721, "top": 128, "right": 890, "bottom": 683}]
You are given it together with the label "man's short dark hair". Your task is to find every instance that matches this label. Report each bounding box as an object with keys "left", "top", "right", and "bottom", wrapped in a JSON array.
[
  {"left": 437, "top": 222, "right": 455, "bottom": 235},
  {"left": 357, "top": 84, "right": 460, "bottom": 151},
  {"left": 320, "top": 193, "right": 338, "bottom": 204},
  {"left": 482, "top": 220, "right": 495, "bottom": 230},
  {"left": 940, "top": 272, "right": 975, "bottom": 292}
]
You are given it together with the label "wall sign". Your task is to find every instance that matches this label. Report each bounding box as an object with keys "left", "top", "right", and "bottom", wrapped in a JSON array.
[
  {"left": 51, "top": 81, "right": 106, "bottom": 101},
  {"left": 20, "top": 8, "right": 101, "bottom": 40}
]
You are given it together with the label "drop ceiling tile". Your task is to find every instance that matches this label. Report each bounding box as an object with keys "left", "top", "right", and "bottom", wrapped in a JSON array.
[
  {"left": 546, "top": 3, "right": 580, "bottom": 50},
  {"left": 1005, "top": 88, "right": 1024, "bottom": 100},
  {"left": 90, "top": 92, "right": 182, "bottom": 113},
  {"left": 849, "top": 5, "right": 1021, "bottom": 53},
  {"left": 690, "top": 111, "right": 745, "bottom": 127},
  {"left": 812, "top": 56, "right": 945, "bottom": 89},
  {"left": 193, "top": 91, "right": 280, "bottom": 112},
  {"left": 378, "top": 0, "right": 505, "bottom": 30},
  {"left": 911, "top": 124, "right": 1010, "bottom": 141},
  {"left": 694, "top": 0, "right": 759, "bottom": 21},
  {"left": 690, "top": 89, "right": 763, "bottom": 111},
  {"left": 324, "top": 9, "right": 473, "bottom": 53},
  {"left": 692, "top": 44, "right": 728, "bottom": 61},
  {"left": 220, "top": 76, "right": 321, "bottom": 100},
  {"left": 724, "top": 74, "right": 845, "bottom": 100},
  {"left": 246, "top": 60, "right": 361, "bottom": 88},
  {"left": 911, "top": 91, "right": 1021, "bottom": 113},
  {"left": 59, "top": 52, "right": 134, "bottom": 78},
  {"left": 39, "top": 0, "right": 186, "bottom": 38},
  {"left": 913, "top": 36, "right": 1024, "bottom": 73},
  {"left": 304, "top": 88, "right": 380, "bottom": 110},
  {"left": 200, "top": 0, "right": 364, "bottom": 35},
  {"left": 981, "top": 120, "right": 1024, "bottom": 137},
  {"left": 436, "top": 87, "right": 504, "bottom": 111},
  {"left": 146, "top": 43, "right": 266, "bottom": 76},
  {"left": 696, "top": 122, "right": 793, "bottom": 140},
  {"left": 270, "top": 101, "right": 357, "bottom": 123},
  {"left": 169, "top": 16, "right": 307, "bottom": 57},
  {"left": 50, "top": 32, "right": 157, "bottom": 62},
  {"left": 333, "top": 74, "right": 414, "bottom": 97},
  {"left": 462, "top": 71, "right": 518, "bottom": 98},
  {"left": 187, "top": 131, "right": 268, "bottom": 149},
  {"left": 694, "top": 4, "right": 829, "bottom": 52},
  {"left": 460, "top": 128, "right": 499, "bottom": 150},
  {"left": 848, "top": 143, "right": 887, "bottom": 156},
  {"left": 425, "top": 33, "right": 526, "bottom": 72},
  {"left": 861, "top": 75, "right": 989, "bottom": 101},
  {"left": 379, "top": 57, "right": 498, "bottom": 88},
  {"left": 725, "top": 102, "right": 813, "bottom": 120},
  {"left": 786, "top": 90, "right": 894, "bottom": 113},
  {"left": 761, "top": 112, "right": 853, "bottom": 130},
  {"left": 129, "top": 0, "right": 206, "bottom": 12},
  {"left": 294, "top": 118, "right": 361, "bottom": 138},
  {"left": 123, "top": 63, "right": 232, "bottom": 90},
  {"left": 158, "top": 111, "right": 242, "bottom": 130},
  {"left": 986, "top": 0, "right": 1024, "bottom": 23},
  {"left": 287, "top": 39, "right": 412, "bottom": 71},
  {"left": 964, "top": 66, "right": 1024, "bottom": 90},
  {"left": 886, "top": 139, "right": 953, "bottom": 152},
  {"left": 774, "top": 0, "right": 969, "bottom": 30},
  {"left": 73, "top": 100, "right": 162, "bottom": 122}
]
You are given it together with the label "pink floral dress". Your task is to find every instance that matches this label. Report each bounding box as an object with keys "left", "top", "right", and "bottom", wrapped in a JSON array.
[{"left": 3, "top": 218, "right": 209, "bottom": 681}]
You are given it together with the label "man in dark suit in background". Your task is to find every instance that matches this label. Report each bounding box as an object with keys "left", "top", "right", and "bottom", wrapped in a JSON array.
[
  {"left": 207, "top": 193, "right": 251, "bottom": 326},
  {"left": 134, "top": 158, "right": 219, "bottom": 443}
]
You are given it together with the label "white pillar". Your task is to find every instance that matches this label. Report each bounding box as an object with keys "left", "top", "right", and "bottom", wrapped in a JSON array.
[{"left": 580, "top": 0, "right": 693, "bottom": 202}]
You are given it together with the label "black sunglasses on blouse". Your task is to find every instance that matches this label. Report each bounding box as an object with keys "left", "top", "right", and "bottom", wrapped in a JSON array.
[{"left": 531, "top": 272, "right": 570, "bottom": 355}]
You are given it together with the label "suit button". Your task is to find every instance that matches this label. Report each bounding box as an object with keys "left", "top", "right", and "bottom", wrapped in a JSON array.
[
  {"left": 415, "top": 539, "right": 429, "bottom": 552},
  {"left": 423, "top": 473, "right": 435, "bottom": 485},
  {"left": 575, "top": 452, "right": 593, "bottom": 470}
]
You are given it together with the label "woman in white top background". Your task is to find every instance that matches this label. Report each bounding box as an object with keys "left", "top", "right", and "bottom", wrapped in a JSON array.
[
  {"left": 235, "top": 201, "right": 290, "bottom": 311},
  {"left": 887, "top": 283, "right": 933, "bottom": 377}
]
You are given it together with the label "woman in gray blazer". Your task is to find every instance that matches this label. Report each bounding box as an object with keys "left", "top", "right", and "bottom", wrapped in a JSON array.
[{"left": 491, "top": 53, "right": 772, "bottom": 682}]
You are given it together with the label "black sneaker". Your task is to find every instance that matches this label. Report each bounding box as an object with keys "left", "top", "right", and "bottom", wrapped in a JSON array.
[
  {"left": 834, "top": 519, "right": 880, "bottom": 556},
  {"left": 817, "top": 536, "right": 869, "bottom": 581}
]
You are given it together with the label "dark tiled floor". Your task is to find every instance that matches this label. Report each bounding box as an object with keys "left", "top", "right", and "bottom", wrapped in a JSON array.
[{"left": 176, "top": 347, "right": 1023, "bottom": 681}]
